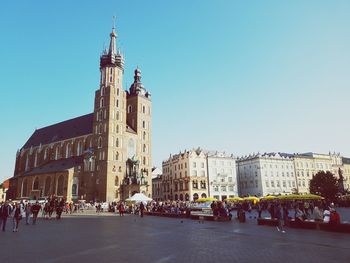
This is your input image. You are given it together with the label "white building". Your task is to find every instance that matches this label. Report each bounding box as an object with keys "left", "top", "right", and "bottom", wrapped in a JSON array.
[
  {"left": 237, "top": 153, "right": 296, "bottom": 197},
  {"left": 206, "top": 151, "right": 238, "bottom": 201}
]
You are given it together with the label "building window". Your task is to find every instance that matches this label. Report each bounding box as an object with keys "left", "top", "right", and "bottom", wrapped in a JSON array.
[
  {"left": 98, "top": 137, "right": 102, "bottom": 148},
  {"left": 200, "top": 170, "right": 205, "bottom": 176},
  {"left": 192, "top": 181, "right": 198, "bottom": 189},
  {"left": 193, "top": 162, "right": 196, "bottom": 168},
  {"left": 110, "top": 67, "right": 113, "bottom": 82},
  {"left": 192, "top": 170, "right": 197, "bottom": 176},
  {"left": 116, "top": 99, "right": 119, "bottom": 107},
  {"left": 142, "top": 121, "right": 145, "bottom": 128},
  {"left": 221, "top": 186, "right": 226, "bottom": 192},
  {"left": 201, "top": 162, "right": 204, "bottom": 168},
  {"left": 116, "top": 138, "right": 119, "bottom": 147},
  {"left": 65, "top": 143, "right": 71, "bottom": 158},
  {"left": 142, "top": 105, "right": 145, "bottom": 114},
  {"left": 33, "top": 177, "right": 39, "bottom": 190},
  {"left": 77, "top": 142, "right": 82, "bottom": 156},
  {"left": 100, "top": 98, "right": 104, "bottom": 108}
]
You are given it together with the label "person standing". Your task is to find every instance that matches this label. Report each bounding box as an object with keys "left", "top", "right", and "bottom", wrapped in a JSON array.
[
  {"left": 12, "top": 203, "right": 22, "bottom": 232},
  {"left": 139, "top": 202, "right": 145, "bottom": 218},
  {"left": 0, "top": 201, "right": 12, "bottom": 232},
  {"left": 118, "top": 202, "right": 125, "bottom": 216},
  {"left": 275, "top": 203, "right": 286, "bottom": 233},
  {"left": 31, "top": 201, "right": 41, "bottom": 225},
  {"left": 25, "top": 203, "right": 32, "bottom": 225}
]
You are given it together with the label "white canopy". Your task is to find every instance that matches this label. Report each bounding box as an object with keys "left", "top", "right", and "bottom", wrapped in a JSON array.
[{"left": 125, "top": 193, "right": 152, "bottom": 203}]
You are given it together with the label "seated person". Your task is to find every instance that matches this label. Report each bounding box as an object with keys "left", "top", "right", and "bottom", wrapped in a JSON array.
[
  {"left": 295, "top": 207, "right": 305, "bottom": 223},
  {"left": 313, "top": 205, "right": 323, "bottom": 222},
  {"left": 323, "top": 208, "right": 331, "bottom": 223},
  {"left": 329, "top": 210, "right": 340, "bottom": 225}
]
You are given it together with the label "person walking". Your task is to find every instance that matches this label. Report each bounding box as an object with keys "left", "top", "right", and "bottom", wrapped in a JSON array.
[
  {"left": 0, "top": 201, "right": 12, "bottom": 232},
  {"left": 275, "top": 203, "right": 286, "bottom": 233},
  {"left": 139, "top": 202, "right": 145, "bottom": 218},
  {"left": 25, "top": 203, "right": 32, "bottom": 225},
  {"left": 118, "top": 203, "right": 125, "bottom": 216},
  {"left": 31, "top": 201, "right": 41, "bottom": 225},
  {"left": 12, "top": 203, "right": 22, "bottom": 232}
]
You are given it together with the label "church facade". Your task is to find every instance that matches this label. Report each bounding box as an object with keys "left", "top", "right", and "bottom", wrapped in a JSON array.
[{"left": 8, "top": 26, "right": 152, "bottom": 202}]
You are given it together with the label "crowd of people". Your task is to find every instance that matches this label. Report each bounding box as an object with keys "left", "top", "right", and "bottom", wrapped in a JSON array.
[{"left": 1, "top": 196, "right": 346, "bottom": 234}]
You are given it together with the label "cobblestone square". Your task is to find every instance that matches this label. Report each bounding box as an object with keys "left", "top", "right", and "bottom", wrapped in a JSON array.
[{"left": 1, "top": 213, "right": 349, "bottom": 263}]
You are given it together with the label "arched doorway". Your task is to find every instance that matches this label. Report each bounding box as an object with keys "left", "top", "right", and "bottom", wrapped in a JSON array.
[
  {"left": 193, "top": 193, "right": 199, "bottom": 201},
  {"left": 185, "top": 194, "right": 189, "bottom": 201},
  {"left": 201, "top": 193, "right": 207, "bottom": 198},
  {"left": 180, "top": 194, "right": 184, "bottom": 201}
]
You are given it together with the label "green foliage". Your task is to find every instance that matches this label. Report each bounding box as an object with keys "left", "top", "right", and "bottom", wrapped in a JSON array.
[{"left": 309, "top": 171, "right": 338, "bottom": 201}]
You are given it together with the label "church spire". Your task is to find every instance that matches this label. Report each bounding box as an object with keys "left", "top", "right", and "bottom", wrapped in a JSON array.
[
  {"left": 100, "top": 18, "right": 124, "bottom": 70},
  {"left": 108, "top": 16, "right": 117, "bottom": 56}
]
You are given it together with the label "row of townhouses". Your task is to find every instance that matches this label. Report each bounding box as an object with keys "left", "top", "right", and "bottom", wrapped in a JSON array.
[
  {"left": 152, "top": 150, "right": 350, "bottom": 201},
  {"left": 152, "top": 148, "right": 238, "bottom": 202}
]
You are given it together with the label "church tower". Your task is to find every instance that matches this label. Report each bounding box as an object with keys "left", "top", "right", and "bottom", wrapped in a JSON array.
[
  {"left": 125, "top": 68, "right": 152, "bottom": 197},
  {"left": 93, "top": 25, "right": 126, "bottom": 202}
]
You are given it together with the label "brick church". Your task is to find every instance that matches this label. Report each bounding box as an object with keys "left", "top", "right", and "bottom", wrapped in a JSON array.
[{"left": 8, "top": 26, "right": 152, "bottom": 202}]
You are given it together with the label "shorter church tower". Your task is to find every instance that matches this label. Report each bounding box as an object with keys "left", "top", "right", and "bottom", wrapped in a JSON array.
[{"left": 123, "top": 68, "right": 152, "bottom": 198}]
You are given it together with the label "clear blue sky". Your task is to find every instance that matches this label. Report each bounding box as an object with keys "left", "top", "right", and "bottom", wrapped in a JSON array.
[{"left": 1, "top": 0, "right": 350, "bottom": 182}]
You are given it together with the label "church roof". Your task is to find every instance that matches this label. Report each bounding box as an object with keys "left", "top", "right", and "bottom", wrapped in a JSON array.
[
  {"left": 22, "top": 113, "right": 93, "bottom": 149},
  {"left": 23, "top": 156, "right": 83, "bottom": 176}
]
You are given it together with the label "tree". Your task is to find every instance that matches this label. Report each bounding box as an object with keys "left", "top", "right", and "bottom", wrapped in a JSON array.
[{"left": 309, "top": 171, "right": 338, "bottom": 201}]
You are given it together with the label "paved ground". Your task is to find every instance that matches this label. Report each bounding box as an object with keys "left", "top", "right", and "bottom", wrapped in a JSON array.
[{"left": 0, "top": 213, "right": 350, "bottom": 263}]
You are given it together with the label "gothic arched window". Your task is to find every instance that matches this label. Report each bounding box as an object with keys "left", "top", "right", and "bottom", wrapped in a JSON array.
[
  {"left": 100, "top": 98, "right": 104, "bottom": 108},
  {"left": 44, "top": 177, "right": 51, "bottom": 196},
  {"left": 98, "top": 137, "right": 102, "bottom": 148},
  {"left": 33, "top": 177, "right": 39, "bottom": 190},
  {"left": 21, "top": 179, "right": 28, "bottom": 197},
  {"left": 57, "top": 175, "right": 64, "bottom": 196},
  {"left": 77, "top": 141, "right": 82, "bottom": 156}
]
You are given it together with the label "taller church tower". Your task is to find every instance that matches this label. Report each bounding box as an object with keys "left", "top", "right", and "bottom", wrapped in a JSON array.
[
  {"left": 92, "top": 25, "right": 152, "bottom": 202},
  {"left": 93, "top": 25, "right": 126, "bottom": 202}
]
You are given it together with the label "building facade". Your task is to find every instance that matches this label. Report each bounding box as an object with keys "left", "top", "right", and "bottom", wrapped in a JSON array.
[
  {"left": 342, "top": 157, "right": 350, "bottom": 191},
  {"left": 294, "top": 152, "right": 341, "bottom": 194},
  {"left": 237, "top": 153, "right": 296, "bottom": 197},
  {"left": 162, "top": 149, "right": 209, "bottom": 201},
  {"left": 207, "top": 151, "right": 238, "bottom": 201},
  {"left": 8, "top": 26, "right": 152, "bottom": 202}
]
